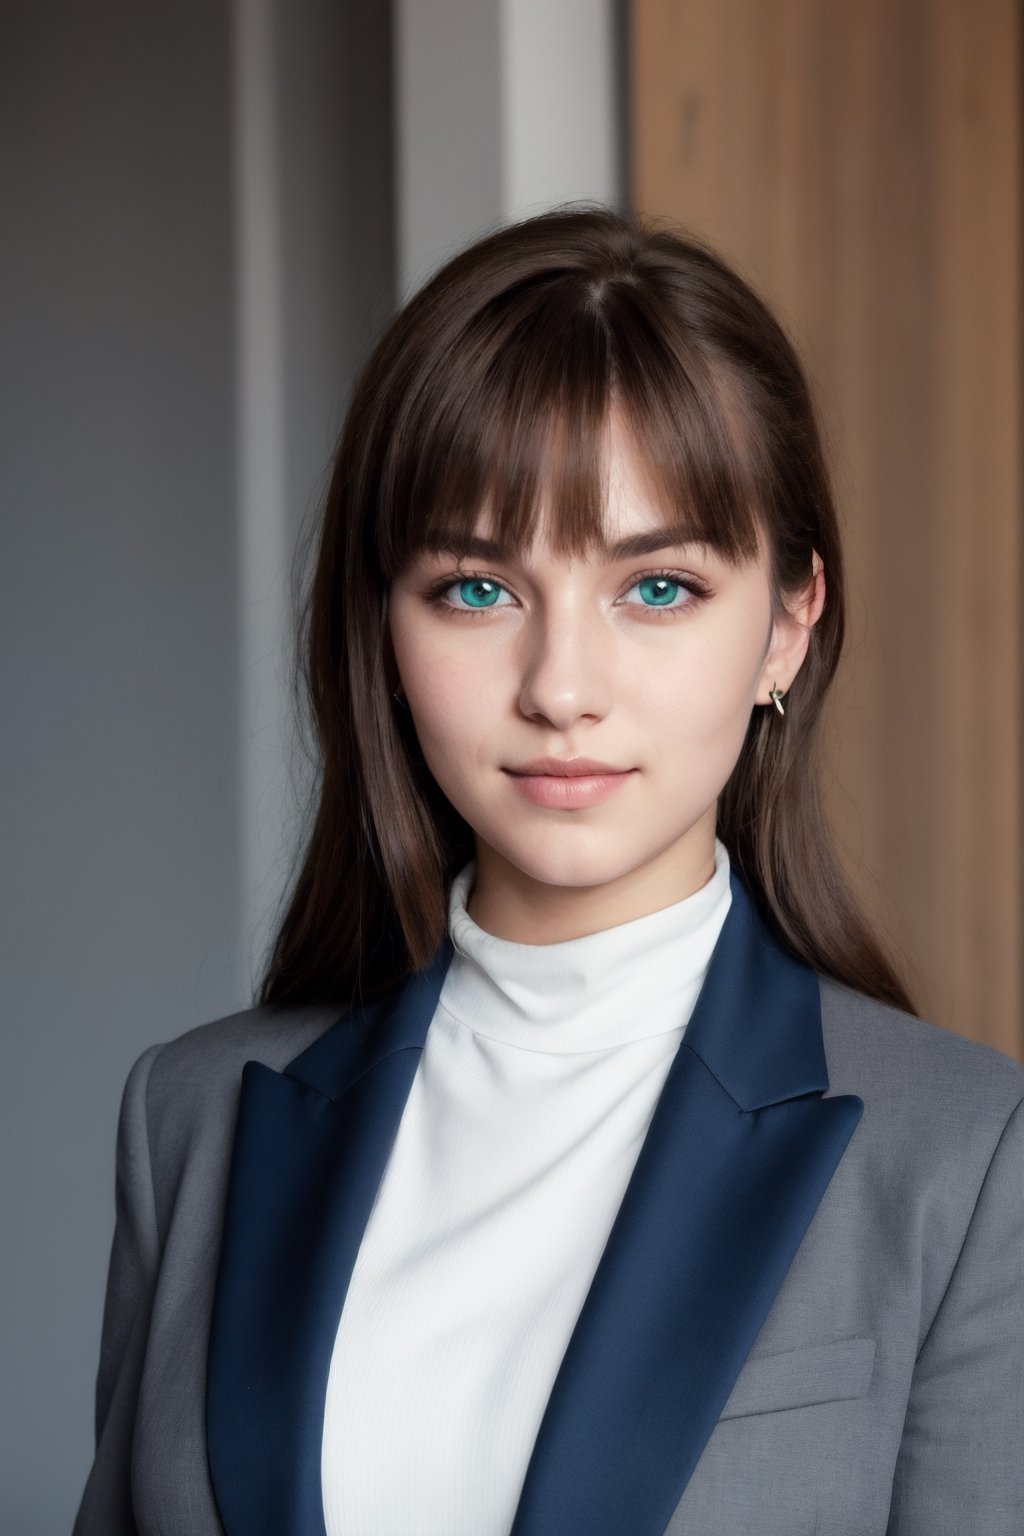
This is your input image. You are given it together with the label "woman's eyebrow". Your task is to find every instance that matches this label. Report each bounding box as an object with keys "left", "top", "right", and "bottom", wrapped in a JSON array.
[{"left": 425, "top": 522, "right": 703, "bottom": 562}]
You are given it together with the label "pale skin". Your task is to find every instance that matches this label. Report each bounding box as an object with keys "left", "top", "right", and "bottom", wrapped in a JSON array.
[{"left": 387, "top": 409, "right": 825, "bottom": 944}]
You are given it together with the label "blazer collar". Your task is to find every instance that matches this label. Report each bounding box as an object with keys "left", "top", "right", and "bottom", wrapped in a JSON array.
[
  {"left": 283, "top": 868, "right": 828, "bottom": 1110},
  {"left": 207, "top": 868, "right": 863, "bottom": 1536},
  {"left": 283, "top": 931, "right": 456, "bottom": 1100},
  {"left": 682, "top": 870, "right": 830, "bottom": 1108}
]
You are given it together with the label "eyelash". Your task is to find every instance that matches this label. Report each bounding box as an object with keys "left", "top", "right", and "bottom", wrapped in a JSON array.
[{"left": 422, "top": 568, "right": 712, "bottom": 619}]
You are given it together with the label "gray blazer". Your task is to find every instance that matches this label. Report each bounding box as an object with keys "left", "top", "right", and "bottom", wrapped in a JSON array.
[{"left": 73, "top": 873, "right": 1024, "bottom": 1535}]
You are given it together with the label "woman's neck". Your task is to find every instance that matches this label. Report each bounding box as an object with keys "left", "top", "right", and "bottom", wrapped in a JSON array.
[{"left": 466, "top": 823, "right": 719, "bottom": 944}]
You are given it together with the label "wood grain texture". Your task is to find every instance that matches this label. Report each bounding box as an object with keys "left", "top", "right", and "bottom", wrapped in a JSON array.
[{"left": 632, "top": 0, "right": 1021, "bottom": 1055}]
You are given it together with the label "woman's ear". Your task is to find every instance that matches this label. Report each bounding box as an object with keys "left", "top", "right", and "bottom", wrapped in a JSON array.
[{"left": 755, "top": 550, "right": 825, "bottom": 704}]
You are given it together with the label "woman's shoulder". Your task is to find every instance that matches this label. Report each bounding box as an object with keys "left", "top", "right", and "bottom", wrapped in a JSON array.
[
  {"left": 131, "top": 1001, "right": 345, "bottom": 1137},
  {"left": 152, "top": 998, "right": 343, "bottom": 1073},
  {"left": 817, "top": 972, "right": 1024, "bottom": 1121},
  {"left": 817, "top": 976, "right": 1024, "bottom": 1337}
]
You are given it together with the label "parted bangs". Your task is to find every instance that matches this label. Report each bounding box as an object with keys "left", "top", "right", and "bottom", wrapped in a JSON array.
[{"left": 370, "top": 276, "right": 766, "bottom": 579}]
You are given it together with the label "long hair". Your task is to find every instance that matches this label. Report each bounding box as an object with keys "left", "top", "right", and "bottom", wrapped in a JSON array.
[{"left": 259, "top": 205, "right": 916, "bottom": 1016}]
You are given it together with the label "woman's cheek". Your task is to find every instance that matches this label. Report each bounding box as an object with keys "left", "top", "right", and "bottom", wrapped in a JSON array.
[{"left": 672, "top": 679, "right": 755, "bottom": 788}]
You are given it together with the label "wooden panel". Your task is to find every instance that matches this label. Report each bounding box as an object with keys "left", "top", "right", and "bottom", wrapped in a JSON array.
[{"left": 631, "top": 0, "right": 1021, "bottom": 1055}]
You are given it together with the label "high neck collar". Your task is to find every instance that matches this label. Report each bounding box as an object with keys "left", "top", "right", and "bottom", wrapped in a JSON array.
[{"left": 437, "top": 838, "right": 733, "bottom": 1054}]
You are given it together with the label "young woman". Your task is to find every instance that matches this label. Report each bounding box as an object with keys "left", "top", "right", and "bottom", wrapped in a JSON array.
[{"left": 74, "top": 207, "right": 1024, "bottom": 1536}]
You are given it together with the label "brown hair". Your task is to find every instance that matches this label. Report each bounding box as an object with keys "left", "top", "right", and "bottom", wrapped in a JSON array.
[{"left": 259, "top": 204, "right": 916, "bottom": 1016}]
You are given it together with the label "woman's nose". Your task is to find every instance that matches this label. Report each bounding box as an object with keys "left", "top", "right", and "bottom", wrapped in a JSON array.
[{"left": 515, "top": 603, "right": 614, "bottom": 729}]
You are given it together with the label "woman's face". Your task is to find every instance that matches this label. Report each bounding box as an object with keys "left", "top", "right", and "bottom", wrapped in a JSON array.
[{"left": 387, "top": 412, "right": 823, "bottom": 940}]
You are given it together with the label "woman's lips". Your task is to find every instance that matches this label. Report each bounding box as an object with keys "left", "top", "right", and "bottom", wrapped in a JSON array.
[{"left": 503, "top": 768, "right": 636, "bottom": 809}]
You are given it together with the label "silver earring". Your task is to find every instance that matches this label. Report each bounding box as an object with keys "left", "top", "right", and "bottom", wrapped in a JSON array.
[
  {"left": 768, "top": 683, "right": 786, "bottom": 716},
  {"left": 393, "top": 686, "right": 407, "bottom": 707}
]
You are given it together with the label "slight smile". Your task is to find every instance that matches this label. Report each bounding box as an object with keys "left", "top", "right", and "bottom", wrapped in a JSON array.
[{"left": 503, "top": 760, "right": 637, "bottom": 810}]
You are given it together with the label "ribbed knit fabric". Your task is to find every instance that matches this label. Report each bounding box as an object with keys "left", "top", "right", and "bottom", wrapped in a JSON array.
[{"left": 321, "top": 837, "right": 733, "bottom": 1536}]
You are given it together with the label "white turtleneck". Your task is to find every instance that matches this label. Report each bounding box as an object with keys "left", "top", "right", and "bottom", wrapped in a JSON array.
[{"left": 321, "top": 837, "right": 733, "bottom": 1536}]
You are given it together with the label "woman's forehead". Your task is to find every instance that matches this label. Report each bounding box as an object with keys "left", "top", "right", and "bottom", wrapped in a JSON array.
[
  {"left": 418, "top": 506, "right": 763, "bottom": 575},
  {"left": 387, "top": 387, "right": 765, "bottom": 578},
  {"left": 460, "top": 504, "right": 708, "bottom": 560},
  {"left": 457, "top": 417, "right": 703, "bottom": 552}
]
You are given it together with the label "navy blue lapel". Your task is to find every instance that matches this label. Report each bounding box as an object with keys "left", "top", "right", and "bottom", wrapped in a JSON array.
[
  {"left": 206, "top": 870, "right": 863, "bottom": 1536},
  {"left": 507, "top": 873, "right": 864, "bottom": 1535},
  {"left": 206, "top": 940, "right": 454, "bottom": 1536}
]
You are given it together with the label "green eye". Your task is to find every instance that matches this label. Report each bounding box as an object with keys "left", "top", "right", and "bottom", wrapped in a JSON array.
[
  {"left": 457, "top": 578, "right": 503, "bottom": 608},
  {"left": 636, "top": 576, "right": 680, "bottom": 607},
  {"left": 427, "top": 567, "right": 707, "bottom": 618}
]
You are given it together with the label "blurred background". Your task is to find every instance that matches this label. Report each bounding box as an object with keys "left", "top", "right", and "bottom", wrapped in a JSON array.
[{"left": 1, "top": 0, "right": 1019, "bottom": 1528}]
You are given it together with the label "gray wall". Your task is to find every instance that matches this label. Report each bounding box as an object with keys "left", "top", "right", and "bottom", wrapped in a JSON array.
[
  {"left": 2, "top": 7, "right": 240, "bottom": 1529},
  {"left": 394, "top": 0, "right": 623, "bottom": 298},
  {"left": 0, "top": 2, "right": 392, "bottom": 1529}
]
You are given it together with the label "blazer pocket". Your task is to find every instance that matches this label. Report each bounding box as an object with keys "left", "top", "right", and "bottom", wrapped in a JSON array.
[{"left": 717, "top": 1335, "right": 876, "bottom": 1421}]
